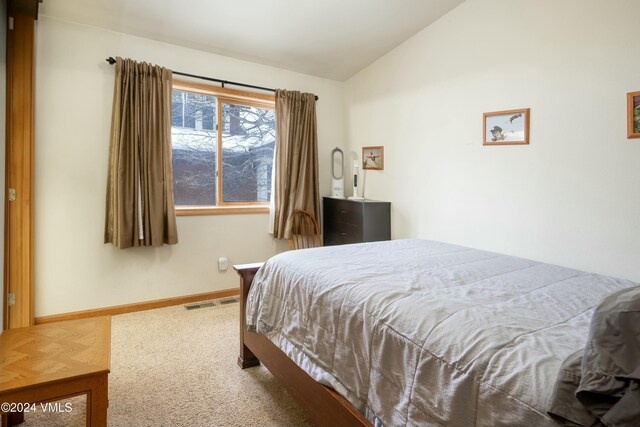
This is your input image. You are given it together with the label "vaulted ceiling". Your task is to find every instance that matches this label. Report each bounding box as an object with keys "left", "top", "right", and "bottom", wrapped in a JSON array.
[{"left": 39, "top": 0, "right": 465, "bottom": 80}]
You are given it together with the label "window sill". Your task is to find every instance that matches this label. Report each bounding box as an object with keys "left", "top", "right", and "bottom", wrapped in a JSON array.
[{"left": 176, "top": 206, "right": 269, "bottom": 216}]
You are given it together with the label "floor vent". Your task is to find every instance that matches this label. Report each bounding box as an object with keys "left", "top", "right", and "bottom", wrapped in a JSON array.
[
  {"left": 183, "top": 297, "right": 238, "bottom": 310},
  {"left": 184, "top": 301, "right": 218, "bottom": 310}
]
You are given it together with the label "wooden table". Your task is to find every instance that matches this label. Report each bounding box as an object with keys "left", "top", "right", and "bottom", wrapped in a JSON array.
[{"left": 0, "top": 316, "right": 111, "bottom": 427}]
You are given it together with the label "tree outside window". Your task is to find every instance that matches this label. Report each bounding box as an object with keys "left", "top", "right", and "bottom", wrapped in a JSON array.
[{"left": 170, "top": 84, "right": 275, "bottom": 211}]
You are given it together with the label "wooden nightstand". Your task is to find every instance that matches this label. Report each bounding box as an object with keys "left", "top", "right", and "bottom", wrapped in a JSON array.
[{"left": 322, "top": 197, "right": 390, "bottom": 246}]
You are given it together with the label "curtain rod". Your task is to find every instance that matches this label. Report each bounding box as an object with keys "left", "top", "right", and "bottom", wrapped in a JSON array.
[{"left": 105, "top": 57, "right": 318, "bottom": 101}]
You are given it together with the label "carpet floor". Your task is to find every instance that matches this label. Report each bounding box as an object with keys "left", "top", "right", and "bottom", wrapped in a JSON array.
[{"left": 22, "top": 302, "right": 314, "bottom": 427}]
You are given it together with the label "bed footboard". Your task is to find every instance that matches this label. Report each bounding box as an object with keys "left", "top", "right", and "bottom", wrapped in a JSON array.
[
  {"left": 234, "top": 261, "right": 371, "bottom": 426},
  {"left": 234, "top": 262, "right": 264, "bottom": 369}
]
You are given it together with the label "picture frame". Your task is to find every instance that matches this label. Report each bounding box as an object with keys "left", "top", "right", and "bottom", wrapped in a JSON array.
[
  {"left": 362, "top": 146, "right": 384, "bottom": 170},
  {"left": 628, "top": 91, "right": 640, "bottom": 139},
  {"left": 483, "top": 108, "right": 530, "bottom": 146}
]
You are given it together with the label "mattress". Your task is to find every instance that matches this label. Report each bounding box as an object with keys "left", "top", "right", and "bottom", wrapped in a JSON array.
[{"left": 245, "top": 239, "right": 636, "bottom": 426}]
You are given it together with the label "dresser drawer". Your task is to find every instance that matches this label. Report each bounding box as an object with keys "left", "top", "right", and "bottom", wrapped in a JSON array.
[
  {"left": 324, "top": 209, "right": 361, "bottom": 228},
  {"left": 323, "top": 198, "right": 362, "bottom": 226},
  {"left": 326, "top": 198, "right": 363, "bottom": 215},
  {"left": 324, "top": 230, "right": 362, "bottom": 245},
  {"left": 326, "top": 219, "right": 361, "bottom": 234}
]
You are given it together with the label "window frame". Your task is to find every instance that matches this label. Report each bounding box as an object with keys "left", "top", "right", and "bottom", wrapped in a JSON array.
[{"left": 171, "top": 80, "right": 275, "bottom": 216}]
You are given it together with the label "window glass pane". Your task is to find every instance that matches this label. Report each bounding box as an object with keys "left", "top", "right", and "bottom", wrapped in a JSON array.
[
  {"left": 171, "top": 91, "right": 184, "bottom": 127},
  {"left": 202, "top": 105, "right": 215, "bottom": 131},
  {"left": 184, "top": 93, "right": 196, "bottom": 129},
  {"left": 171, "top": 90, "right": 217, "bottom": 206},
  {"left": 221, "top": 103, "right": 275, "bottom": 203}
]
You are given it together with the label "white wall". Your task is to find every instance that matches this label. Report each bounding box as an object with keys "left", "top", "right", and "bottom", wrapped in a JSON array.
[
  {"left": 35, "top": 16, "right": 345, "bottom": 316},
  {"left": 345, "top": 0, "right": 640, "bottom": 282}
]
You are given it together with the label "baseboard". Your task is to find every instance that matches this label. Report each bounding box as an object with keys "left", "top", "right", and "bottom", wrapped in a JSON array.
[{"left": 34, "top": 288, "right": 240, "bottom": 325}]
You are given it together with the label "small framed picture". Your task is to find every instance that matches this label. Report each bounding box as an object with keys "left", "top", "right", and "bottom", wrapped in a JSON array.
[
  {"left": 628, "top": 91, "right": 640, "bottom": 139},
  {"left": 362, "top": 146, "right": 384, "bottom": 170},
  {"left": 483, "top": 108, "right": 530, "bottom": 146}
]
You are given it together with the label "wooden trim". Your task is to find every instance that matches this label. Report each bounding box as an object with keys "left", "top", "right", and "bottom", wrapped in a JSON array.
[
  {"left": 627, "top": 91, "right": 640, "bottom": 139},
  {"left": 216, "top": 95, "right": 275, "bottom": 112},
  {"left": 215, "top": 89, "right": 224, "bottom": 209},
  {"left": 176, "top": 206, "right": 269, "bottom": 216},
  {"left": 215, "top": 96, "right": 274, "bottom": 207},
  {"left": 2, "top": 6, "right": 5, "bottom": 330},
  {"left": 215, "top": 202, "right": 270, "bottom": 207},
  {"left": 7, "top": 0, "right": 41, "bottom": 19},
  {"left": 172, "top": 79, "right": 275, "bottom": 213},
  {"left": 5, "top": 13, "right": 36, "bottom": 329},
  {"left": 172, "top": 80, "right": 275, "bottom": 105},
  {"left": 34, "top": 288, "right": 239, "bottom": 325},
  {"left": 234, "top": 264, "right": 371, "bottom": 427}
]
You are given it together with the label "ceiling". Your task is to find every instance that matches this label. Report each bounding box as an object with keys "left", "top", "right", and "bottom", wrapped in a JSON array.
[{"left": 39, "top": 0, "right": 465, "bottom": 81}]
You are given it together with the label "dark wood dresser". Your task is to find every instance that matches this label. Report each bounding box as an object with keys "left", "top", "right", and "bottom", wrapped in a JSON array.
[{"left": 322, "top": 197, "right": 391, "bottom": 246}]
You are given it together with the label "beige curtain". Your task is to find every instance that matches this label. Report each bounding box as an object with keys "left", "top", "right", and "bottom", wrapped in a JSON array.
[
  {"left": 104, "top": 57, "right": 178, "bottom": 248},
  {"left": 272, "top": 89, "right": 320, "bottom": 239}
]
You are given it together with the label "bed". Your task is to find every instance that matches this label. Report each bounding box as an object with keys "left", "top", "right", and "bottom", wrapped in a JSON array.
[{"left": 234, "top": 239, "right": 636, "bottom": 427}]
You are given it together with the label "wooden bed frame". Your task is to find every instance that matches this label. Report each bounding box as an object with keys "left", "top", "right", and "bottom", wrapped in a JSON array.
[{"left": 234, "top": 263, "right": 371, "bottom": 427}]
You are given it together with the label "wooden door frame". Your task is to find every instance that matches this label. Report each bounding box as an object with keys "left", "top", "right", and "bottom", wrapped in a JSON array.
[{"left": 3, "top": 0, "right": 40, "bottom": 329}]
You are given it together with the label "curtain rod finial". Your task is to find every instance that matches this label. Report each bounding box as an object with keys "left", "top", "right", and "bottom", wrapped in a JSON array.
[{"left": 106, "top": 57, "right": 116, "bottom": 65}]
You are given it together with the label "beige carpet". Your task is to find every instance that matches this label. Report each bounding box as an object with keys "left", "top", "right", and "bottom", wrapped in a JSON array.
[{"left": 22, "top": 302, "right": 314, "bottom": 427}]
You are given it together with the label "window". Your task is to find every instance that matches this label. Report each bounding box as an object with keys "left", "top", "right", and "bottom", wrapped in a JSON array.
[
  {"left": 171, "top": 81, "right": 276, "bottom": 215},
  {"left": 172, "top": 92, "right": 215, "bottom": 131}
]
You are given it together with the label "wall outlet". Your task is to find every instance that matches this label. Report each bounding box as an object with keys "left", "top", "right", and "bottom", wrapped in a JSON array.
[{"left": 218, "top": 257, "right": 228, "bottom": 271}]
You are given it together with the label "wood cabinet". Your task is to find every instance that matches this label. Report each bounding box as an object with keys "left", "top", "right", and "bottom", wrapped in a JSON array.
[{"left": 322, "top": 197, "right": 390, "bottom": 246}]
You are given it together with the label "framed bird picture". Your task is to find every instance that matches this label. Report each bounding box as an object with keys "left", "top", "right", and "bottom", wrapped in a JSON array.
[
  {"left": 628, "top": 91, "right": 640, "bottom": 139},
  {"left": 362, "top": 146, "right": 384, "bottom": 170},
  {"left": 483, "top": 108, "right": 530, "bottom": 146}
]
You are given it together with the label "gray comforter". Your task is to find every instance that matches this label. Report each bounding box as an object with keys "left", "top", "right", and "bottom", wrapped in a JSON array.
[
  {"left": 245, "top": 239, "right": 636, "bottom": 426},
  {"left": 548, "top": 286, "right": 640, "bottom": 426}
]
